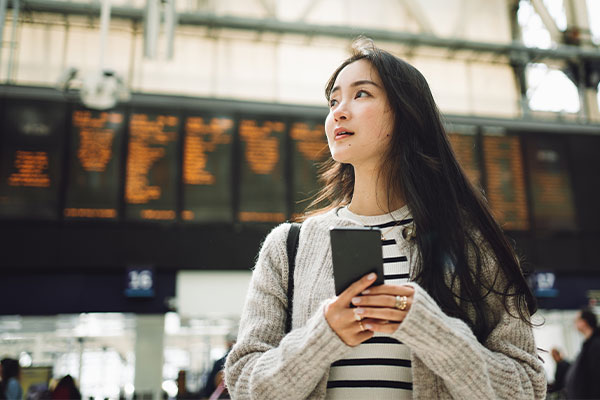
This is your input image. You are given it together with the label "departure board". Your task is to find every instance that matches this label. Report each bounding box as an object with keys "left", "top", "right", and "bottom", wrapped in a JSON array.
[
  {"left": 238, "top": 118, "right": 287, "bottom": 222},
  {"left": 525, "top": 137, "right": 576, "bottom": 230},
  {"left": 290, "top": 120, "right": 329, "bottom": 216},
  {"left": 124, "top": 112, "right": 179, "bottom": 221},
  {"left": 64, "top": 109, "right": 125, "bottom": 219},
  {"left": 0, "top": 100, "right": 66, "bottom": 219},
  {"left": 448, "top": 133, "right": 481, "bottom": 186},
  {"left": 482, "top": 135, "right": 529, "bottom": 230},
  {"left": 182, "top": 115, "right": 234, "bottom": 222}
]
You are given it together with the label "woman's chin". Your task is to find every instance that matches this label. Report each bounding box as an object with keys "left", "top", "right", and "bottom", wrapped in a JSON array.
[
  {"left": 332, "top": 155, "right": 351, "bottom": 164},
  {"left": 330, "top": 149, "right": 353, "bottom": 164}
]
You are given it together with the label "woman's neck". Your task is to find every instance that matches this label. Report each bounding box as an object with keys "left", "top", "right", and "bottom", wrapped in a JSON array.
[{"left": 348, "top": 165, "right": 405, "bottom": 216}]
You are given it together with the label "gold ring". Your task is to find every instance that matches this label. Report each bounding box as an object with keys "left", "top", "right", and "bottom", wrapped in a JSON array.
[
  {"left": 395, "top": 295, "right": 408, "bottom": 311},
  {"left": 358, "top": 321, "right": 365, "bottom": 331}
]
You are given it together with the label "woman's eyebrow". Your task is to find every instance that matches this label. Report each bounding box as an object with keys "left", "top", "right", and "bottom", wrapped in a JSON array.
[{"left": 330, "top": 79, "right": 380, "bottom": 95}]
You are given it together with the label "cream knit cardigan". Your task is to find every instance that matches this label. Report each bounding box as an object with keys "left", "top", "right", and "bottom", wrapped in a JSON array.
[{"left": 225, "top": 209, "right": 547, "bottom": 399}]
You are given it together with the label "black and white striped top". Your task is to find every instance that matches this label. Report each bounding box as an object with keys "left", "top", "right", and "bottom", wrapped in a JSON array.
[{"left": 327, "top": 206, "right": 414, "bottom": 399}]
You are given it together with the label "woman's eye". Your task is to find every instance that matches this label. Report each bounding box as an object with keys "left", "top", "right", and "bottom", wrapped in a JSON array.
[
  {"left": 355, "top": 90, "right": 369, "bottom": 98},
  {"left": 329, "top": 99, "right": 338, "bottom": 107}
]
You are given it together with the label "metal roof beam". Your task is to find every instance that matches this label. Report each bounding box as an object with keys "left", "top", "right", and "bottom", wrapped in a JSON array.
[
  {"left": 7, "top": 0, "right": 600, "bottom": 62},
  {"left": 530, "top": 0, "right": 564, "bottom": 43},
  {"left": 397, "top": 0, "right": 434, "bottom": 35},
  {"left": 296, "top": 0, "right": 321, "bottom": 22}
]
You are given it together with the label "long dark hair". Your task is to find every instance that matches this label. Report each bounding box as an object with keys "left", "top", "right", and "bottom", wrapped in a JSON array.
[{"left": 310, "top": 38, "right": 536, "bottom": 342}]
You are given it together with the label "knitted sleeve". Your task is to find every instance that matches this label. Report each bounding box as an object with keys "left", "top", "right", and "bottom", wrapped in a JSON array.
[
  {"left": 391, "top": 251, "right": 547, "bottom": 399},
  {"left": 224, "top": 223, "right": 350, "bottom": 400}
]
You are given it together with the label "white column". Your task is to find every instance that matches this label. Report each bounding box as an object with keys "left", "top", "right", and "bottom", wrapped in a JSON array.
[
  {"left": 584, "top": 89, "right": 600, "bottom": 123},
  {"left": 564, "top": 0, "right": 599, "bottom": 122},
  {"left": 134, "top": 314, "right": 165, "bottom": 400}
]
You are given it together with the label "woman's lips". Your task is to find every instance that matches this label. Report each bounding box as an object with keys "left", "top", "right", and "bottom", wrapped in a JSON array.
[
  {"left": 335, "top": 132, "right": 354, "bottom": 140},
  {"left": 334, "top": 127, "right": 355, "bottom": 140}
]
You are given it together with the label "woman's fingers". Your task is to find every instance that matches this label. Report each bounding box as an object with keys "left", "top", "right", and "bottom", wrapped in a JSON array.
[
  {"left": 324, "top": 304, "right": 375, "bottom": 346},
  {"left": 360, "top": 319, "right": 401, "bottom": 334},
  {"left": 351, "top": 293, "right": 413, "bottom": 310},
  {"left": 335, "top": 272, "right": 378, "bottom": 307},
  {"left": 361, "top": 284, "right": 415, "bottom": 297},
  {"left": 349, "top": 284, "right": 415, "bottom": 322},
  {"left": 325, "top": 276, "right": 415, "bottom": 346},
  {"left": 324, "top": 273, "right": 381, "bottom": 347},
  {"left": 351, "top": 294, "right": 394, "bottom": 307},
  {"left": 353, "top": 306, "right": 406, "bottom": 322}
]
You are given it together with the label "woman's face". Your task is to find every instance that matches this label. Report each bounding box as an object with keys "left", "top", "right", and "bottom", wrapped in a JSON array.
[{"left": 325, "top": 59, "right": 394, "bottom": 171}]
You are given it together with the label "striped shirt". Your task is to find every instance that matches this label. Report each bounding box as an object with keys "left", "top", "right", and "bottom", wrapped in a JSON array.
[{"left": 327, "top": 205, "right": 414, "bottom": 399}]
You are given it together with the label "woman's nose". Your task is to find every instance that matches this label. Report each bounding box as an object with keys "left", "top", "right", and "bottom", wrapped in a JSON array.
[{"left": 333, "top": 104, "right": 349, "bottom": 121}]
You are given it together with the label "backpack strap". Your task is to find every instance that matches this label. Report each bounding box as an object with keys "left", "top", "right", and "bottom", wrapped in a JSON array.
[{"left": 285, "top": 222, "right": 301, "bottom": 334}]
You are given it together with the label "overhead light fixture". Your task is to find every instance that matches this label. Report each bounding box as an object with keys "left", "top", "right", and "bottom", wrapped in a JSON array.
[
  {"left": 56, "top": 0, "right": 130, "bottom": 110},
  {"left": 58, "top": 67, "right": 130, "bottom": 110}
]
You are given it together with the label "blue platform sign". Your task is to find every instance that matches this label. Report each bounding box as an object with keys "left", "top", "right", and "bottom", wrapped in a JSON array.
[
  {"left": 532, "top": 272, "right": 559, "bottom": 298},
  {"left": 125, "top": 266, "right": 155, "bottom": 298},
  {"left": 530, "top": 272, "right": 600, "bottom": 310}
]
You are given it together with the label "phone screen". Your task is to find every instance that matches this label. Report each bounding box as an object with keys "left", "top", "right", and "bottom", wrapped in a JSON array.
[{"left": 330, "top": 226, "right": 384, "bottom": 295}]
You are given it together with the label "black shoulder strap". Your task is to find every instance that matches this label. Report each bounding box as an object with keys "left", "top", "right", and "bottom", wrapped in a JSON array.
[{"left": 285, "top": 222, "right": 301, "bottom": 334}]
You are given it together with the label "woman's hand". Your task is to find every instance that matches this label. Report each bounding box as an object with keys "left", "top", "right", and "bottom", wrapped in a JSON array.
[
  {"left": 324, "top": 273, "right": 377, "bottom": 346},
  {"left": 349, "top": 284, "right": 415, "bottom": 334}
]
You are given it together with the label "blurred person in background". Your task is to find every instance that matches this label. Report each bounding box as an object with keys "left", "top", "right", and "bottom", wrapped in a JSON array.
[
  {"left": 175, "top": 370, "right": 190, "bottom": 400},
  {"left": 200, "top": 336, "right": 235, "bottom": 400},
  {"left": 548, "top": 348, "right": 570, "bottom": 398},
  {"left": 50, "top": 375, "right": 81, "bottom": 400},
  {"left": 225, "top": 38, "right": 546, "bottom": 399},
  {"left": 1, "top": 358, "right": 23, "bottom": 400},
  {"left": 565, "top": 307, "right": 600, "bottom": 399}
]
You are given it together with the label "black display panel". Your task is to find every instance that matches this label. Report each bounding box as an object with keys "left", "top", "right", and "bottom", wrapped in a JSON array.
[
  {"left": 290, "top": 120, "right": 329, "bottom": 216},
  {"left": 64, "top": 109, "right": 125, "bottom": 219},
  {"left": 525, "top": 136, "right": 576, "bottom": 231},
  {"left": 482, "top": 134, "right": 529, "bottom": 231},
  {"left": 124, "top": 111, "right": 179, "bottom": 221},
  {"left": 238, "top": 118, "right": 287, "bottom": 222},
  {"left": 1, "top": 86, "right": 600, "bottom": 282},
  {"left": 182, "top": 115, "right": 234, "bottom": 222},
  {"left": 0, "top": 99, "right": 66, "bottom": 219},
  {"left": 567, "top": 135, "right": 600, "bottom": 233},
  {"left": 448, "top": 133, "right": 481, "bottom": 186}
]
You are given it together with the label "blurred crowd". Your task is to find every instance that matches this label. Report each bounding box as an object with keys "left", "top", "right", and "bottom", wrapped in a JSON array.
[
  {"left": 547, "top": 307, "right": 600, "bottom": 399},
  {"left": 0, "top": 361, "right": 81, "bottom": 400},
  {"left": 0, "top": 307, "right": 597, "bottom": 399}
]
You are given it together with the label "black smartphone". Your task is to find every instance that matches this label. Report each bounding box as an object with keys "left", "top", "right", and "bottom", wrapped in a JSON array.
[{"left": 330, "top": 226, "right": 385, "bottom": 295}]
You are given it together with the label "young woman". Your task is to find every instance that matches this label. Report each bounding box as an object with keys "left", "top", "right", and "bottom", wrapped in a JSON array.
[{"left": 225, "top": 38, "right": 546, "bottom": 399}]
